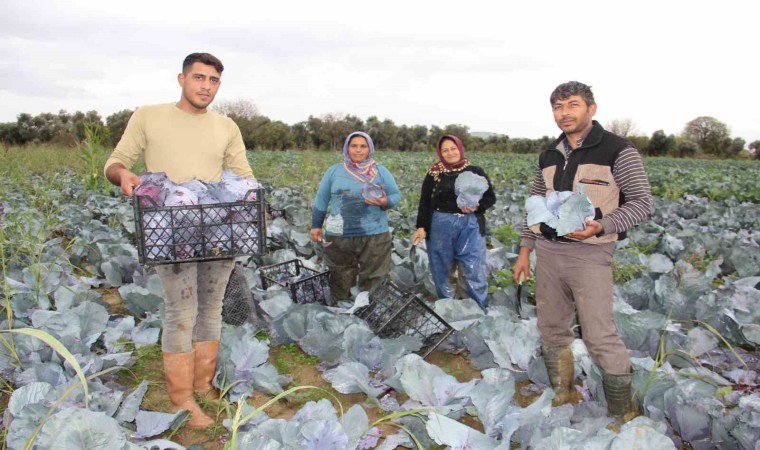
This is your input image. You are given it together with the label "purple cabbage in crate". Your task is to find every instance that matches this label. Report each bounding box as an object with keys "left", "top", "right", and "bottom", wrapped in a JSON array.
[
  {"left": 206, "top": 185, "right": 238, "bottom": 203},
  {"left": 205, "top": 224, "right": 232, "bottom": 256},
  {"left": 142, "top": 211, "right": 172, "bottom": 260},
  {"left": 137, "top": 172, "right": 262, "bottom": 261},
  {"left": 135, "top": 172, "right": 169, "bottom": 207},
  {"left": 220, "top": 169, "right": 261, "bottom": 201},
  {"left": 164, "top": 186, "right": 198, "bottom": 207}
]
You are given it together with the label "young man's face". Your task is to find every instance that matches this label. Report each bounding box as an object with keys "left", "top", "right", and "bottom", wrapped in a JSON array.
[
  {"left": 178, "top": 62, "right": 221, "bottom": 113},
  {"left": 552, "top": 94, "right": 597, "bottom": 136}
]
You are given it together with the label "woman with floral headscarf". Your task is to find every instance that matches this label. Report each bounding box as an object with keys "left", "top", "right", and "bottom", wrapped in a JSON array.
[
  {"left": 412, "top": 135, "right": 496, "bottom": 308},
  {"left": 311, "top": 131, "right": 401, "bottom": 302}
]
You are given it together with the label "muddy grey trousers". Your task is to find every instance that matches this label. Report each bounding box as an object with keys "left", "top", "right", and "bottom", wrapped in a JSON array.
[
  {"left": 535, "top": 239, "right": 631, "bottom": 375},
  {"left": 323, "top": 232, "right": 392, "bottom": 301},
  {"left": 154, "top": 259, "right": 234, "bottom": 353}
]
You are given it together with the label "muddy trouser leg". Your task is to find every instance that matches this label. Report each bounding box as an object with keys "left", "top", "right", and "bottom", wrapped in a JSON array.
[
  {"left": 324, "top": 236, "right": 360, "bottom": 301},
  {"left": 448, "top": 263, "right": 468, "bottom": 299},
  {"left": 193, "top": 259, "right": 235, "bottom": 342},
  {"left": 356, "top": 232, "right": 392, "bottom": 292},
  {"left": 155, "top": 262, "right": 199, "bottom": 353},
  {"left": 534, "top": 240, "right": 577, "bottom": 348},
  {"left": 454, "top": 214, "right": 489, "bottom": 308},
  {"left": 563, "top": 242, "right": 631, "bottom": 375},
  {"left": 427, "top": 212, "right": 458, "bottom": 299}
]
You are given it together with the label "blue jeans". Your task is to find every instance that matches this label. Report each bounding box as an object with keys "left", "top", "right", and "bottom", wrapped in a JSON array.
[{"left": 427, "top": 211, "right": 488, "bottom": 308}]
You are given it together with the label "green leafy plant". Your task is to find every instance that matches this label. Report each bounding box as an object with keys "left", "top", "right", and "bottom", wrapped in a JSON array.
[
  {"left": 272, "top": 343, "right": 320, "bottom": 374},
  {"left": 491, "top": 224, "right": 520, "bottom": 248},
  {"left": 79, "top": 123, "right": 111, "bottom": 194},
  {"left": 613, "top": 262, "right": 646, "bottom": 285}
]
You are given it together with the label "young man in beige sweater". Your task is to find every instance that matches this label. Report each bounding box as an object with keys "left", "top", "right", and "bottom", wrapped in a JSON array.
[{"left": 105, "top": 52, "right": 255, "bottom": 428}]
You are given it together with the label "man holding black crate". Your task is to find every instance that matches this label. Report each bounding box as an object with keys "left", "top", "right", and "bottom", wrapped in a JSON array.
[{"left": 104, "top": 52, "right": 255, "bottom": 428}]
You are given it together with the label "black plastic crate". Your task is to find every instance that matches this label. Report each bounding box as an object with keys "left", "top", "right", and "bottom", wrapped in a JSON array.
[
  {"left": 133, "top": 189, "right": 266, "bottom": 264},
  {"left": 259, "top": 259, "right": 331, "bottom": 305},
  {"left": 222, "top": 263, "right": 252, "bottom": 326},
  {"left": 355, "top": 279, "right": 454, "bottom": 358}
]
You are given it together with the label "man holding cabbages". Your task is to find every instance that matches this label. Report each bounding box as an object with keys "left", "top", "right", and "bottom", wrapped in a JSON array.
[
  {"left": 104, "top": 52, "right": 255, "bottom": 428},
  {"left": 513, "top": 81, "right": 652, "bottom": 423}
]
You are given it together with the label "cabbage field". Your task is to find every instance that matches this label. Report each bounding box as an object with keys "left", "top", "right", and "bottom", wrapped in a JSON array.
[{"left": 0, "top": 149, "right": 758, "bottom": 450}]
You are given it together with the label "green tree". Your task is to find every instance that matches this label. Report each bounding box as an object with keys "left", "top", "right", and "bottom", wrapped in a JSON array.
[
  {"left": 230, "top": 114, "right": 271, "bottom": 150},
  {"left": 682, "top": 116, "right": 730, "bottom": 156},
  {"left": 306, "top": 115, "right": 327, "bottom": 149},
  {"left": 750, "top": 140, "right": 760, "bottom": 160},
  {"left": 398, "top": 124, "right": 428, "bottom": 152},
  {"left": 481, "top": 134, "right": 510, "bottom": 152},
  {"left": 645, "top": 130, "right": 675, "bottom": 156},
  {"left": 365, "top": 116, "right": 400, "bottom": 151},
  {"left": 674, "top": 139, "right": 698, "bottom": 158},
  {"left": 256, "top": 120, "right": 293, "bottom": 150},
  {"left": 70, "top": 110, "right": 103, "bottom": 141},
  {"left": 722, "top": 137, "right": 745, "bottom": 158},
  {"left": 291, "top": 122, "right": 312, "bottom": 149},
  {"left": 509, "top": 138, "right": 541, "bottom": 154},
  {"left": 105, "top": 109, "right": 135, "bottom": 146},
  {"left": 427, "top": 125, "right": 443, "bottom": 150},
  {"left": 628, "top": 135, "right": 650, "bottom": 154},
  {"left": 0, "top": 122, "right": 21, "bottom": 145}
]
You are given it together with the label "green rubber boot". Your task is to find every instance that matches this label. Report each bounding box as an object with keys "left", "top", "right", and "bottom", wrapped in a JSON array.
[
  {"left": 602, "top": 370, "right": 639, "bottom": 426},
  {"left": 543, "top": 344, "right": 579, "bottom": 406}
]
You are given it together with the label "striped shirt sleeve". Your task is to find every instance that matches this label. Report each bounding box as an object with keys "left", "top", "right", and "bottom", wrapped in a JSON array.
[
  {"left": 519, "top": 161, "right": 547, "bottom": 249},
  {"left": 598, "top": 146, "right": 653, "bottom": 234}
]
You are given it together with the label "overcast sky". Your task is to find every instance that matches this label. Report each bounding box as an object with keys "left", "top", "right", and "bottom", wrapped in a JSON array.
[{"left": 1, "top": 0, "right": 758, "bottom": 144}]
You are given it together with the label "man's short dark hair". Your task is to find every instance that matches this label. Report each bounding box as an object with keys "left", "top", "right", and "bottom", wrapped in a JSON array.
[
  {"left": 550, "top": 81, "right": 595, "bottom": 107},
  {"left": 182, "top": 53, "right": 224, "bottom": 74}
]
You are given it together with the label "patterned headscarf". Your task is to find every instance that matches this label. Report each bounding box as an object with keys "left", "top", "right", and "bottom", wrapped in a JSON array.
[
  {"left": 342, "top": 131, "right": 378, "bottom": 184},
  {"left": 428, "top": 134, "right": 470, "bottom": 181}
]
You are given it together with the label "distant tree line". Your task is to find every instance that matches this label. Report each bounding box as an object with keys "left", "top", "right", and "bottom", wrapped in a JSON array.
[
  {"left": 607, "top": 116, "right": 755, "bottom": 159},
  {"left": 0, "top": 109, "right": 133, "bottom": 149},
  {"left": 1, "top": 100, "right": 757, "bottom": 159}
]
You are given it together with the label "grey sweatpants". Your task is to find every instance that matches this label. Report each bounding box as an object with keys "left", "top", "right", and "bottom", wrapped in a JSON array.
[
  {"left": 323, "top": 232, "right": 392, "bottom": 301},
  {"left": 535, "top": 239, "right": 631, "bottom": 375},
  {"left": 154, "top": 259, "right": 234, "bottom": 353}
]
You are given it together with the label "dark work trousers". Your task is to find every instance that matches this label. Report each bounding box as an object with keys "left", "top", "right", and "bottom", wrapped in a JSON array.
[
  {"left": 323, "top": 232, "right": 392, "bottom": 301},
  {"left": 535, "top": 239, "right": 631, "bottom": 375},
  {"left": 154, "top": 259, "right": 235, "bottom": 353}
]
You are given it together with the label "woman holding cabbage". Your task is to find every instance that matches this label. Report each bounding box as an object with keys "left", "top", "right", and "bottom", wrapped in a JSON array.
[
  {"left": 310, "top": 131, "right": 401, "bottom": 302},
  {"left": 411, "top": 135, "right": 496, "bottom": 309}
]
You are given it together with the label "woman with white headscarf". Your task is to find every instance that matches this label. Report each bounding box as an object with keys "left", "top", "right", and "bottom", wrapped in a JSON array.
[{"left": 310, "top": 131, "right": 401, "bottom": 301}]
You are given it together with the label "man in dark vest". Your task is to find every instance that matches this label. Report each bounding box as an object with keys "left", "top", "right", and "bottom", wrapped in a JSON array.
[{"left": 513, "top": 81, "right": 653, "bottom": 423}]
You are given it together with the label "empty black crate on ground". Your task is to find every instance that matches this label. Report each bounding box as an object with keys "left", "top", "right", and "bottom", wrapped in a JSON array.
[
  {"left": 259, "top": 259, "right": 330, "bottom": 305},
  {"left": 133, "top": 189, "right": 266, "bottom": 264},
  {"left": 355, "top": 279, "right": 454, "bottom": 358},
  {"left": 222, "top": 263, "right": 253, "bottom": 326},
  {"left": 223, "top": 263, "right": 270, "bottom": 327}
]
